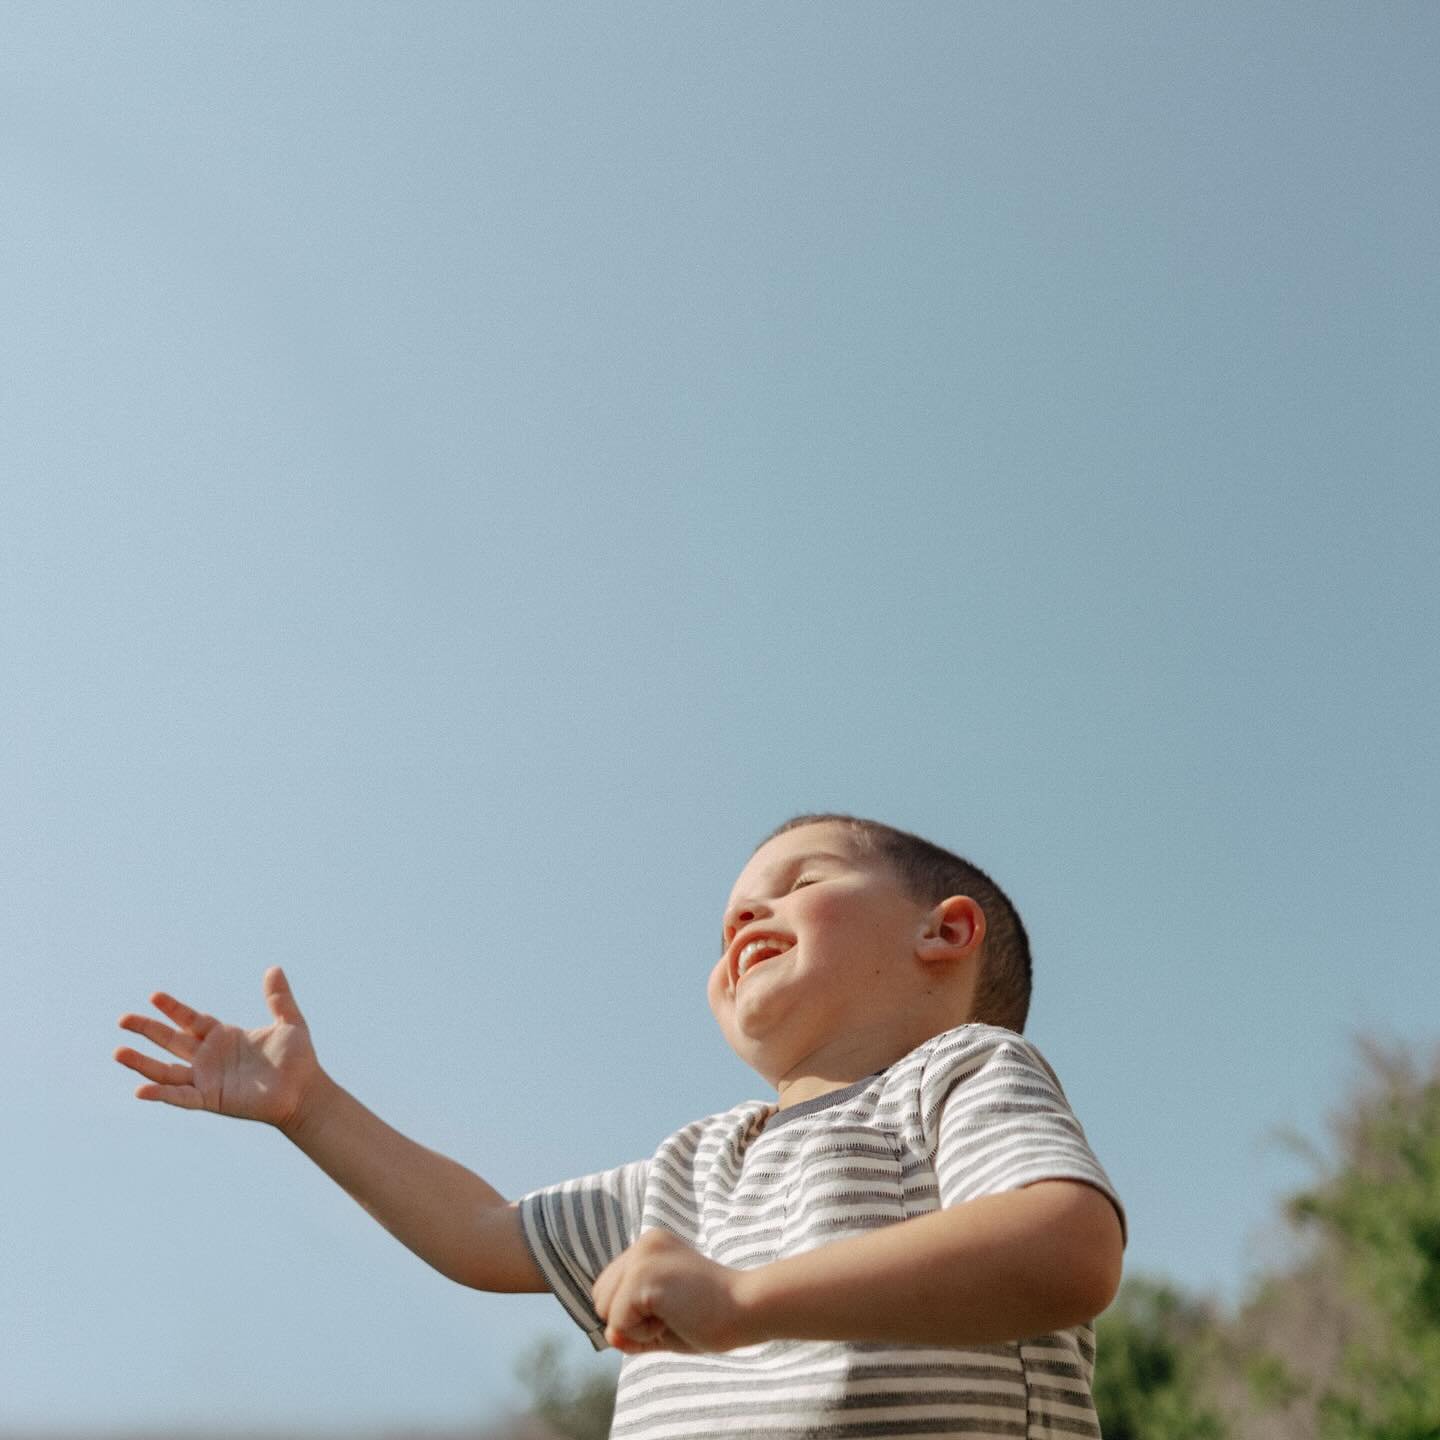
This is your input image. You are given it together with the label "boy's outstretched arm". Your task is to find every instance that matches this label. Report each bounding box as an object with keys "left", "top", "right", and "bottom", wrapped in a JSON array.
[
  {"left": 593, "top": 1179, "right": 1123, "bottom": 1353},
  {"left": 114, "top": 967, "right": 545, "bottom": 1295}
]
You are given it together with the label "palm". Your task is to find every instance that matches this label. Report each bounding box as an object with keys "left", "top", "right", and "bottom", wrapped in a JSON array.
[
  {"left": 189, "top": 1015, "right": 314, "bottom": 1123},
  {"left": 115, "top": 967, "right": 319, "bottom": 1129}
]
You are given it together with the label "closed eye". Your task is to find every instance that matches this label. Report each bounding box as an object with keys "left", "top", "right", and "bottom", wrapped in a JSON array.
[{"left": 719, "top": 866, "right": 828, "bottom": 950}]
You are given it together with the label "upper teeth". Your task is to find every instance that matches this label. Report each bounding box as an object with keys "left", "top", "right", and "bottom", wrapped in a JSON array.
[{"left": 738, "top": 938, "right": 788, "bottom": 976}]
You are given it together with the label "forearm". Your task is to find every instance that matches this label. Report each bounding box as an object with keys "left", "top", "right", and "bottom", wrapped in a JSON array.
[
  {"left": 733, "top": 1181, "right": 1123, "bottom": 1349},
  {"left": 283, "top": 1071, "right": 534, "bottom": 1291}
]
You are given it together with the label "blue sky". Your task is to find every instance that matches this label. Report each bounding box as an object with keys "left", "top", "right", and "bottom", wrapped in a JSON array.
[{"left": 3, "top": 3, "right": 1437, "bottom": 1432}]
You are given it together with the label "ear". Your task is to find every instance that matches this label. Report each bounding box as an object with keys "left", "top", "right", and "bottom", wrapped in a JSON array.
[{"left": 915, "top": 895, "right": 986, "bottom": 964}]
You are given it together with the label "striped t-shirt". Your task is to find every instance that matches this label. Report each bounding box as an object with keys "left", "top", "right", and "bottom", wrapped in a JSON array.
[{"left": 519, "top": 1023, "right": 1127, "bottom": 1439}]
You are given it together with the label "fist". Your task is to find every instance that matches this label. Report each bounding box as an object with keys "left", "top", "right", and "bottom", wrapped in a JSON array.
[{"left": 592, "top": 1230, "right": 753, "bottom": 1355}]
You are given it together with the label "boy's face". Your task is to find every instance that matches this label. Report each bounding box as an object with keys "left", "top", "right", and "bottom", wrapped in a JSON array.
[{"left": 707, "top": 821, "right": 943, "bottom": 1089}]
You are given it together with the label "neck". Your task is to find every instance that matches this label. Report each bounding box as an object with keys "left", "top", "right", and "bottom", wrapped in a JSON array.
[{"left": 772, "top": 1019, "right": 936, "bottom": 1110}]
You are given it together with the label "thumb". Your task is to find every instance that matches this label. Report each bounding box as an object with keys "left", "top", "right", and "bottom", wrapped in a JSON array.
[{"left": 263, "top": 965, "right": 306, "bottom": 1025}]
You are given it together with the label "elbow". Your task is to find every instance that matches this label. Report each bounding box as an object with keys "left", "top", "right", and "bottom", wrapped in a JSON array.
[
  {"left": 1074, "top": 1251, "right": 1123, "bottom": 1325},
  {"left": 1068, "top": 1211, "right": 1125, "bottom": 1325},
  {"left": 1027, "top": 1180, "right": 1125, "bottom": 1327},
  {"left": 1043, "top": 1249, "right": 1121, "bottom": 1333}
]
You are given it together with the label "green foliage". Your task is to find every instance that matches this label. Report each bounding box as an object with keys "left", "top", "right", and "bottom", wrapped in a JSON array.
[
  {"left": 514, "top": 1335, "right": 617, "bottom": 1440},
  {"left": 1245, "top": 1349, "right": 1306, "bottom": 1409},
  {"left": 1093, "top": 1275, "right": 1229, "bottom": 1439},
  {"left": 1093, "top": 1034, "right": 1440, "bottom": 1440},
  {"left": 1274, "top": 1038, "right": 1440, "bottom": 1440}
]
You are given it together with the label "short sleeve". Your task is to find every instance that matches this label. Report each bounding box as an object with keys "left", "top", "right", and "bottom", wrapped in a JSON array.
[
  {"left": 518, "top": 1159, "right": 650, "bottom": 1348},
  {"left": 919, "top": 1027, "right": 1127, "bottom": 1247}
]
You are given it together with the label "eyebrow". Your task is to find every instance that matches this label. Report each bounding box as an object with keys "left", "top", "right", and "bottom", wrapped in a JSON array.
[{"left": 777, "top": 850, "right": 850, "bottom": 874}]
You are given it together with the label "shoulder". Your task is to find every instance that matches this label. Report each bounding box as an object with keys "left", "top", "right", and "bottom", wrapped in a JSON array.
[
  {"left": 902, "top": 1025, "right": 1070, "bottom": 1118},
  {"left": 910, "top": 1022, "right": 1054, "bottom": 1077}
]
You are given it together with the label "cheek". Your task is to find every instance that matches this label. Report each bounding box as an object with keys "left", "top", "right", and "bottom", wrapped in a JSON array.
[
  {"left": 706, "top": 958, "right": 728, "bottom": 1010},
  {"left": 797, "top": 888, "right": 853, "bottom": 935},
  {"left": 706, "top": 963, "right": 742, "bottom": 1046}
]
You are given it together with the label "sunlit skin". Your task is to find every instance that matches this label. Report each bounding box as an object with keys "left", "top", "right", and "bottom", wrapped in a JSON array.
[
  {"left": 114, "top": 968, "right": 318, "bottom": 1127},
  {"left": 114, "top": 971, "right": 538, "bottom": 1294},
  {"left": 706, "top": 821, "right": 986, "bottom": 1107},
  {"left": 114, "top": 820, "right": 1124, "bottom": 1356}
]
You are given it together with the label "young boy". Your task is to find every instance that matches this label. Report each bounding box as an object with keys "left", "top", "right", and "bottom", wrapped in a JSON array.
[{"left": 115, "top": 813, "right": 1126, "bottom": 1439}]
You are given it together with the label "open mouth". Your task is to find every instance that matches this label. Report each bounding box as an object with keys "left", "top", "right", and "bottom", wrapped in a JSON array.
[{"left": 735, "top": 937, "right": 792, "bottom": 982}]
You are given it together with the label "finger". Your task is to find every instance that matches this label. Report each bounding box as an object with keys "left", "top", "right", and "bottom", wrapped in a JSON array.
[
  {"left": 133, "top": 1082, "right": 204, "bottom": 1109},
  {"left": 114, "top": 1046, "right": 195, "bottom": 1089},
  {"left": 116, "top": 1014, "right": 198, "bottom": 1060},
  {"left": 610, "top": 1321, "right": 686, "bottom": 1355},
  {"left": 604, "top": 1273, "right": 658, "bottom": 1348},
  {"left": 150, "top": 992, "right": 217, "bottom": 1039},
  {"left": 263, "top": 966, "right": 304, "bottom": 1026}
]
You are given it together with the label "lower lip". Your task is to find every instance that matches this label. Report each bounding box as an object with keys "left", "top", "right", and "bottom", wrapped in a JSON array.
[{"left": 738, "top": 951, "right": 787, "bottom": 983}]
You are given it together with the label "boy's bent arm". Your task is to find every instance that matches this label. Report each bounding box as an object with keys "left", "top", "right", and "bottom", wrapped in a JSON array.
[
  {"left": 593, "top": 1179, "right": 1122, "bottom": 1352},
  {"left": 735, "top": 1179, "right": 1123, "bottom": 1347},
  {"left": 285, "top": 1072, "right": 546, "bottom": 1293}
]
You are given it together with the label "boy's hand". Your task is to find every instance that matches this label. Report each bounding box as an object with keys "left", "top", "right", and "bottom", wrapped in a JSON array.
[
  {"left": 114, "top": 966, "right": 322, "bottom": 1133},
  {"left": 593, "top": 1231, "right": 752, "bottom": 1355}
]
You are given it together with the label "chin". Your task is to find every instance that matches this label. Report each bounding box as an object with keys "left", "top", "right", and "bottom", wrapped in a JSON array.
[{"left": 715, "top": 1023, "right": 778, "bottom": 1083}]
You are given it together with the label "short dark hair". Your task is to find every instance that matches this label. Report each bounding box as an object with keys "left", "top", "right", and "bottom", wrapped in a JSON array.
[{"left": 757, "top": 813, "right": 1032, "bottom": 1033}]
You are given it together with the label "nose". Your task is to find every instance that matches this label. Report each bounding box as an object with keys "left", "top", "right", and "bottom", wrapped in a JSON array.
[{"left": 722, "top": 898, "right": 771, "bottom": 951}]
